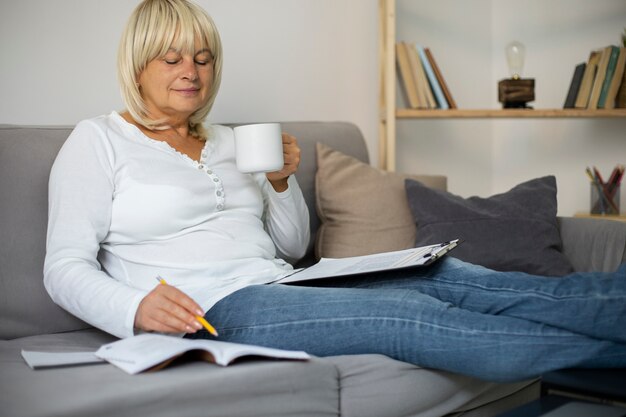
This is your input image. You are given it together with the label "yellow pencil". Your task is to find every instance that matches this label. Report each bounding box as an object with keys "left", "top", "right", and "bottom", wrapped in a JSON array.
[{"left": 156, "top": 276, "right": 219, "bottom": 337}]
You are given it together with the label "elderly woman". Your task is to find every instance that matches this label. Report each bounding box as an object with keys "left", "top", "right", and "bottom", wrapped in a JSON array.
[{"left": 44, "top": 0, "right": 626, "bottom": 382}]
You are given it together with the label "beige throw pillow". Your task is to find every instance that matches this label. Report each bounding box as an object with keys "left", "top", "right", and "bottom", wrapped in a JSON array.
[{"left": 314, "top": 142, "right": 446, "bottom": 259}]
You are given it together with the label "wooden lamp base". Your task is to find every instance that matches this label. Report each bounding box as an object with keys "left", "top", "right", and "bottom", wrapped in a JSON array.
[{"left": 498, "top": 78, "right": 535, "bottom": 109}]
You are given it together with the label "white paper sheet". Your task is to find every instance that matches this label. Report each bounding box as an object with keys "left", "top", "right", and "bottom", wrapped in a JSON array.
[{"left": 21, "top": 350, "right": 105, "bottom": 369}]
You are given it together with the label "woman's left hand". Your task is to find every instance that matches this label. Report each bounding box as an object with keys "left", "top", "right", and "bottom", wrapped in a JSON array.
[{"left": 266, "top": 133, "right": 301, "bottom": 192}]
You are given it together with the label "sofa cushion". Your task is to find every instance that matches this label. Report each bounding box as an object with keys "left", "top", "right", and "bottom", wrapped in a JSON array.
[
  {"left": 314, "top": 143, "right": 446, "bottom": 259},
  {"left": 325, "top": 354, "right": 537, "bottom": 417},
  {"left": 0, "top": 329, "right": 340, "bottom": 417},
  {"left": 558, "top": 216, "right": 626, "bottom": 272},
  {"left": 406, "top": 176, "right": 575, "bottom": 276}
]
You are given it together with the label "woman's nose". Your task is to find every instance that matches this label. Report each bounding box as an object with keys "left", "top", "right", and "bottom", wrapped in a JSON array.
[{"left": 180, "top": 58, "right": 198, "bottom": 81}]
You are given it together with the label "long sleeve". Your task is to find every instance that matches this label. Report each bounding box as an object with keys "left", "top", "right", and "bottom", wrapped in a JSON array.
[
  {"left": 44, "top": 120, "right": 146, "bottom": 339},
  {"left": 257, "top": 175, "right": 310, "bottom": 264}
]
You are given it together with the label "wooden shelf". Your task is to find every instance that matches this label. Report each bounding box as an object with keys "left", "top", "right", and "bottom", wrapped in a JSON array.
[
  {"left": 574, "top": 212, "right": 626, "bottom": 222},
  {"left": 377, "top": 0, "right": 626, "bottom": 170},
  {"left": 395, "top": 109, "right": 626, "bottom": 119}
]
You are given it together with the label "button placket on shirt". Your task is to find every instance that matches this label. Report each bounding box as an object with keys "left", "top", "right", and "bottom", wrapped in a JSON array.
[{"left": 198, "top": 148, "right": 225, "bottom": 211}]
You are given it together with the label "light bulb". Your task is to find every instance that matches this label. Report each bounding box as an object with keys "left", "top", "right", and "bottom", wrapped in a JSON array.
[{"left": 505, "top": 41, "right": 525, "bottom": 79}]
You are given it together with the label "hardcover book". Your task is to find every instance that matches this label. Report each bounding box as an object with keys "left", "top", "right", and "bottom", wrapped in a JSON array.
[
  {"left": 396, "top": 42, "right": 421, "bottom": 108},
  {"left": 416, "top": 44, "right": 449, "bottom": 109},
  {"left": 407, "top": 42, "right": 434, "bottom": 108},
  {"left": 575, "top": 50, "right": 602, "bottom": 109},
  {"left": 425, "top": 47, "right": 457, "bottom": 109},
  {"left": 587, "top": 46, "right": 614, "bottom": 109},
  {"left": 563, "top": 62, "right": 586, "bottom": 109},
  {"left": 597, "top": 46, "right": 621, "bottom": 108},
  {"left": 601, "top": 47, "right": 626, "bottom": 109}
]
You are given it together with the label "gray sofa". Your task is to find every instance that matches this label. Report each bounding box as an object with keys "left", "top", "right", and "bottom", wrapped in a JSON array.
[{"left": 2, "top": 122, "right": 625, "bottom": 417}]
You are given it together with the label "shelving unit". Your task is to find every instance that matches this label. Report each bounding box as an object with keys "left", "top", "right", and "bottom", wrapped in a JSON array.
[
  {"left": 378, "top": 0, "right": 626, "bottom": 171},
  {"left": 396, "top": 109, "right": 626, "bottom": 119},
  {"left": 574, "top": 212, "right": 626, "bottom": 222}
]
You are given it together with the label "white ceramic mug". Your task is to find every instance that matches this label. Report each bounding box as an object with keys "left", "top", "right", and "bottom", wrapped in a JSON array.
[{"left": 233, "top": 123, "right": 284, "bottom": 173}]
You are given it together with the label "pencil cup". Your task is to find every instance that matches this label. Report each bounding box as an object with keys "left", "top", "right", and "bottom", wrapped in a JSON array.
[{"left": 590, "top": 184, "right": 620, "bottom": 215}]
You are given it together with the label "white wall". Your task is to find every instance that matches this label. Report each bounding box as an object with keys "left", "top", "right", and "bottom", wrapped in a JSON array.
[
  {"left": 396, "top": 0, "right": 626, "bottom": 215},
  {"left": 0, "top": 0, "right": 379, "bottom": 156},
  {"left": 1, "top": 0, "right": 625, "bottom": 216}
]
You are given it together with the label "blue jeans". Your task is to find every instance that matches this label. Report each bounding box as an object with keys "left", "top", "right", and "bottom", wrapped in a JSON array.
[{"left": 187, "top": 257, "right": 626, "bottom": 382}]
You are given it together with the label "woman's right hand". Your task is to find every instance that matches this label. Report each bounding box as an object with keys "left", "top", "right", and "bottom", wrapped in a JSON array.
[{"left": 134, "top": 284, "right": 205, "bottom": 334}]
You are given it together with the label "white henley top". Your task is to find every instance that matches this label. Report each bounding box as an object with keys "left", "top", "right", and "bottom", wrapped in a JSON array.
[{"left": 44, "top": 112, "right": 310, "bottom": 338}]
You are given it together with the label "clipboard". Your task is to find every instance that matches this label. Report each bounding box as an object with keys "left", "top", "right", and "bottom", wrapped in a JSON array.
[{"left": 277, "top": 239, "right": 460, "bottom": 284}]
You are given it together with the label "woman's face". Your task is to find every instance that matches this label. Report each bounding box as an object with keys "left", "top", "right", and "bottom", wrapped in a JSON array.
[{"left": 138, "top": 45, "right": 214, "bottom": 124}]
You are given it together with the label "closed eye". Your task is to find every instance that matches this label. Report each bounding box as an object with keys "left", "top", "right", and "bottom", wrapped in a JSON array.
[
  {"left": 194, "top": 51, "right": 213, "bottom": 66},
  {"left": 161, "top": 49, "right": 213, "bottom": 66},
  {"left": 163, "top": 53, "right": 182, "bottom": 65}
]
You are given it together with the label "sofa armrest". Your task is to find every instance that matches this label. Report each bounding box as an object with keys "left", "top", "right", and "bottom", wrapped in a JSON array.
[{"left": 558, "top": 216, "right": 626, "bottom": 273}]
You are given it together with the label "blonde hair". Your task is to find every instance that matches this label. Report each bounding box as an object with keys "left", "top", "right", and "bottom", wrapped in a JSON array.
[{"left": 117, "top": 0, "right": 223, "bottom": 139}]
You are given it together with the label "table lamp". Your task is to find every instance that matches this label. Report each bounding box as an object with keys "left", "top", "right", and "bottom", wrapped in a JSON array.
[{"left": 498, "top": 41, "right": 535, "bottom": 108}]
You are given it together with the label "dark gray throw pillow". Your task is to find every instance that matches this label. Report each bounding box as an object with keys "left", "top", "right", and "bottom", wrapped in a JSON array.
[{"left": 405, "top": 176, "right": 574, "bottom": 276}]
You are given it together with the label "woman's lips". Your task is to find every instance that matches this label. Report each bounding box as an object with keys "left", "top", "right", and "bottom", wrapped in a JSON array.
[{"left": 174, "top": 88, "right": 199, "bottom": 96}]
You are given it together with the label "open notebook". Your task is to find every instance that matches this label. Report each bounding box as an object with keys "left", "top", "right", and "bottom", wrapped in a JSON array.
[{"left": 277, "top": 239, "right": 459, "bottom": 284}]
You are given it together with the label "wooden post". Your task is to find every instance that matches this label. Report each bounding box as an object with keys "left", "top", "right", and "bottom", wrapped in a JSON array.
[{"left": 378, "top": 0, "right": 396, "bottom": 171}]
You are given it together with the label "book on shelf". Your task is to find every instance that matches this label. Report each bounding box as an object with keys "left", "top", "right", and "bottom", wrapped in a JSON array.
[
  {"left": 563, "top": 62, "right": 586, "bottom": 109},
  {"left": 94, "top": 333, "right": 310, "bottom": 375},
  {"left": 406, "top": 42, "right": 435, "bottom": 108},
  {"left": 424, "top": 47, "right": 457, "bottom": 109},
  {"left": 416, "top": 44, "right": 449, "bottom": 109},
  {"left": 617, "top": 63, "right": 626, "bottom": 108},
  {"left": 575, "top": 50, "right": 602, "bottom": 109},
  {"left": 587, "top": 45, "right": 614, "bottom": 109},
  {"left": 395, "top": 41, "right": 457, "bottom": 110},
  {"left": 396, "top": 42, "right": 421, "bottom": 108},
  {"left": 601, "top": 46, "right": 626, "bottom": 109},
  {"left": 597, "top": 45, "right": 622, "bottom": 108}
]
